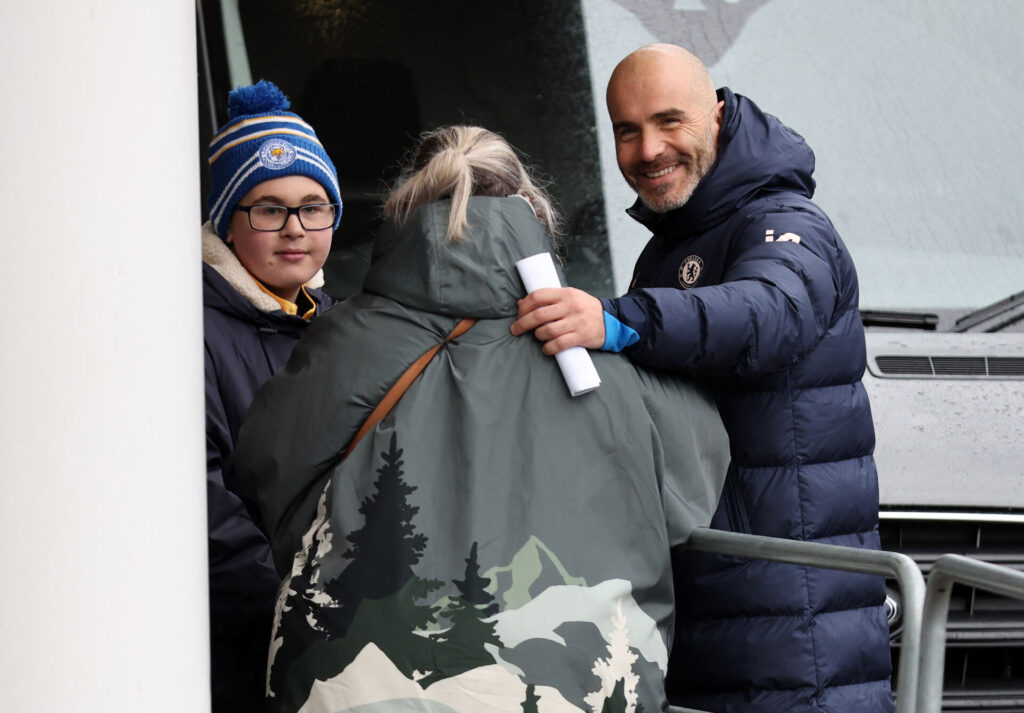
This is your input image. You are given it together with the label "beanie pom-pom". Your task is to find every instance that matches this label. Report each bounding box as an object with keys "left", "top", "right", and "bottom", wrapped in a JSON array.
[{"left": 227, "top": 79, "right": 291, "bottom": 118}]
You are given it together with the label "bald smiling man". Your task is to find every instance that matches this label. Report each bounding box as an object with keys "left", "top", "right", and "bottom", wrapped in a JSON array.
[{"left": 513, "top": 44, "right": 893, "bottom": 713}]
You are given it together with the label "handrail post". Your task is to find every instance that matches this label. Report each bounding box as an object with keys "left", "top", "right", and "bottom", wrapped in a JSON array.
[
  {"left": 917, "top": 554, "right": 1024, "bottom": 713},
  {"left": 685, "top": 528, "right": 924, "bottom": 713}
]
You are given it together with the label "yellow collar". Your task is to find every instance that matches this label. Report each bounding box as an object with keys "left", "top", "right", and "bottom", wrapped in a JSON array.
[{"left": 253, "top": 279, "right": 317, "bottom": 320}]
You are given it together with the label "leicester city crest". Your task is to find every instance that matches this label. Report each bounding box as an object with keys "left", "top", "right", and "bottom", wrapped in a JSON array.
[
  {"left": 678, "top": 255, "right": 704, "bottom": 289},
  {"left": 259, "top": 138, "right": 298, "bottom": 170}
]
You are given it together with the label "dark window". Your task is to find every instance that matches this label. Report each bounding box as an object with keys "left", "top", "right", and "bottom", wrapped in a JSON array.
[{"left": 199, "top": 0, "right": 612, "bottom": 299}]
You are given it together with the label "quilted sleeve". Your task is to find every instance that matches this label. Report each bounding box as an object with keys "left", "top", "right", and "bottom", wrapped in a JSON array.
[{"left": 605, "top": 209, "right": 845, "bottom": 377}]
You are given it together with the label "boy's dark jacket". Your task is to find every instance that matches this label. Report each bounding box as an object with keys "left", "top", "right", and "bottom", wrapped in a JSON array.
[
  {"left": 602, "top": 88, "right": 894, "bottom": 713},
  {"left": 202, "top": 222, "right": 333, "bottom": 713}
]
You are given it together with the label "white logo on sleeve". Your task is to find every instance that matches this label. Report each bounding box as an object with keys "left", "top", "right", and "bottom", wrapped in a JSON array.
[
  {"left": 678, "top": 255, "right": 704, "bottom": 288},
  {"left": 765, "top": 229, "right": 801, "bottom": 244}
]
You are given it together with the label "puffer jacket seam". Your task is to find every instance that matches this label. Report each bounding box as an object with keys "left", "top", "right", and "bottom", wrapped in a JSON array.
[
  {"left": 806, "top": 527, "right": 880, "bottom": 541},
  {"left": 816, "top": 603, "right": 889, "bottom": 616},
  {"left": 813, "top": 676, "right": 895, "bottom": 689},
  {"left": 719, "top": 378, "right": 857, "bottom": 395},
  {"left": 789, "top": 366, "right": 823, "bottom": 702},
  {"left": 733, "top": 453, "right": 873, "bottom": 469},
  {"left": 795, "top": 452, "right": 871, "bottom": 467},
  {"left": 692, "top": 676, "right": 894, "bottom": 697},
  {"left": 677, "top": 602, "right": 889, "bottom": 624}
]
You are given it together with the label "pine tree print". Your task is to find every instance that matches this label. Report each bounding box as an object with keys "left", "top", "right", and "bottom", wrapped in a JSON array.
[
  {"left": 320, "top": 432, "right": 435, "bottom": 635},
  {"left": 599, "top": 678, "right": 628, "bottom": 713},
  {"left": 521, "top": 683, "right": 540, "bottom": 713},
  {"left": 584, "top": 600, "right": 640, "bottom": 713},
  {"left": 437, "top": 542, "right": 501, "bottom": 643},
  {"left": 342, "top": 432, "right": 427, "bottom": 593},
  {"left": 421, "top": 541, "right": 502, "bottom": 685},
  {"left": 268, "top": 486, "right": 335, "bottom": 695}
]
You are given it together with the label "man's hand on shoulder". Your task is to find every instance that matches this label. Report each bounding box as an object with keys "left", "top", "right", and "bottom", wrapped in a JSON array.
[{"left": 510, "top": 287, "right": 605, "bottom": 355}]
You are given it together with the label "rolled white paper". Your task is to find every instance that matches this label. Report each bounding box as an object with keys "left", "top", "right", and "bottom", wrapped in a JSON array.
[{"left": 516, "top": 252, "right": 602, "bottom": 397}]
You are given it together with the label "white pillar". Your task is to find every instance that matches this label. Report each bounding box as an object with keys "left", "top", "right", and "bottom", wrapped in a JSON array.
[{"left": 0, "top": 2, "right": 208, "bottom": 712}]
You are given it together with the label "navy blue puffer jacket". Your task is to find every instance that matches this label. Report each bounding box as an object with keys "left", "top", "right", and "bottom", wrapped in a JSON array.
[
  {"left": 202, "top": 224, "right": 334, "bottom": 713},
  {"left": 602, "top": 88, "right": 892, "bottom": 713}
]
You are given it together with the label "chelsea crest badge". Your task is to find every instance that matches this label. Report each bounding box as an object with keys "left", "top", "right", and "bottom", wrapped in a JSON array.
[{"left": 679, "top": 255, "right": 704, "bottom": 289}]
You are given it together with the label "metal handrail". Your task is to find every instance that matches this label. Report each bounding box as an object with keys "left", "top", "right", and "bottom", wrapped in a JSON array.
[
  {"left": 917, "top": 554, "right": 1024, "bottom": 713},
  {"left": 685, "top": 527, "right": 925, "bottom": 713}
]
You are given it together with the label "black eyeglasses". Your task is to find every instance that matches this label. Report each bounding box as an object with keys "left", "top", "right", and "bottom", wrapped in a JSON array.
[{"left": 235, "top": 203, "right": 339, "bottom": 231}]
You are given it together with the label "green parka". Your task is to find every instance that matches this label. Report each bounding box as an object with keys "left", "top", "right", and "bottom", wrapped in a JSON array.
[{"left": 233, "top": 196, "right": 729, "bottom": 713}]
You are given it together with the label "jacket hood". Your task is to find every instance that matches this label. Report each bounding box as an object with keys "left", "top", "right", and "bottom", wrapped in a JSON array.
[
  {"left": 201, "top": 221, "right": 325, "bottom": 314},
  {"left": 361, "top": 196, "right": 556, "bottom": 318},
  {"left": 627, "top": 87, "right": 817, "bottom": 239}
]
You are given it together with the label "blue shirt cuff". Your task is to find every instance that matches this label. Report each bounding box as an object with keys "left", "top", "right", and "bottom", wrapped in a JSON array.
[{"left": 601, "top": 311, "right": 640, "bottom": 352}]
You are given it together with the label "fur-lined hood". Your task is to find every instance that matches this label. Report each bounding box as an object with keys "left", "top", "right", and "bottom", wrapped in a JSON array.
[{"left": 201, "top": 221, "right": 325, "bottom": 313}]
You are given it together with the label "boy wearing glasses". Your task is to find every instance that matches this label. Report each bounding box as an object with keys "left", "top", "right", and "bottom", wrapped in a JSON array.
[{"left": 202, "top": 80, "right": 340, "bottom": 713}]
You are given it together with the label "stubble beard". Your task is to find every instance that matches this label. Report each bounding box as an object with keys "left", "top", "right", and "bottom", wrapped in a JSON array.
[{"left": 629, "top": 122, "right": 717, "bottom": 214}]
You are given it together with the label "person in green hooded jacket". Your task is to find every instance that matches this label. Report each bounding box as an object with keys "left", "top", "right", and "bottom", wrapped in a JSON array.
[{"left": 233, "top": 125, "right": 729, "bottom": 713}]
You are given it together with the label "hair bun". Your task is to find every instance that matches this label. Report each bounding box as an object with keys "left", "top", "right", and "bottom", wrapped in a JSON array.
[{"left": 227, "top": 79, "right": 291, "bottom": 119}]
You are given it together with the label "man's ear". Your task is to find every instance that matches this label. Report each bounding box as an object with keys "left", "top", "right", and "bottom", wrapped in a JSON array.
[{"left": 713, "top": 100, "right": 725, "bottom": 146}]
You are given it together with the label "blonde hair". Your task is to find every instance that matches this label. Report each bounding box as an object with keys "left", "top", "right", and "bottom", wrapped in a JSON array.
[{"left": 384, "top": 126, "right": 561, "bottom": 242}]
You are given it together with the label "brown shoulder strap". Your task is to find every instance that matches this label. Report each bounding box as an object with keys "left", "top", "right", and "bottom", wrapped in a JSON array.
[{"left": 343, "top": 318, "right": 476, "bottom": 460}]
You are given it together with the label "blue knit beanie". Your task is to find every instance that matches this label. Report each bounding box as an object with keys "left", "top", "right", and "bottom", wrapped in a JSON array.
[{"left": 206, "top": 79, "right": 342, "bottom": 239}]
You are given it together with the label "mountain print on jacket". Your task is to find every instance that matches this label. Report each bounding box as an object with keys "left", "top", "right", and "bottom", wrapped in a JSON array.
[{"left": 268, "top": 433, "right": 668, "bottom": 713}]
